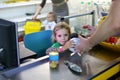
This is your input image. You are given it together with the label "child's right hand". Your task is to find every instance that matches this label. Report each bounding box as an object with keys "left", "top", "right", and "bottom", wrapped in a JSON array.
[{"left": 62, "top": 40, "right": 75, "bottom": 51}]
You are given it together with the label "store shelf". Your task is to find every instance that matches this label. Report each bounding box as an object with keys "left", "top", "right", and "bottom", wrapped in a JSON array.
[
  {"left": 0, "top": 0, "right": 52, "bottom": 32},
  {"left": 9, "top": 13, "right": 47, "bottom": 23},
  {"left": 0, "top": 1, "right": 51, "bottom": 9}
]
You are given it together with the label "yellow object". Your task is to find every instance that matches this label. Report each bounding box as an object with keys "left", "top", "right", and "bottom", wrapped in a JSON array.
[
  {"left": 16, "top": 0, "right": 29, "bottom": 2},
  {"left": 97, "top": 16, "right": 107, "bottom": 29},
  {"left": 4, "top": 0, "right": 29, "bottom": 3},
  {"left": 50, "top": 61, "right": 57, "bottom": 68},
  {"left": 91, "top": 62, "right": 120, "bottom": 80},
  {"left": 24, "top": 20, "right": 42, "bottom": 35},
  {"left": 49, "top": 52, "right": 59, "bottom": 55},
  {"left": 100, "top": 42, "right": 120, "bottom": 52}
]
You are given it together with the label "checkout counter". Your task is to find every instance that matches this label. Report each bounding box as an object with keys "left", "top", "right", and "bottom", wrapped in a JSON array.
[{"left": 1, "top": 44, "right": 119, "bottom": 80}]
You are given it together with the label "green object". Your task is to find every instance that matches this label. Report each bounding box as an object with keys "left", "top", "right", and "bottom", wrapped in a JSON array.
[
  {"left": 81, "top": 2, "right": 84, "bottom": 4},
  {"left": 52, "top": 42, "right": 61, "bottom": 48},
  {"left": 87, "top": 2, "right": 91, "bottom": 5}
]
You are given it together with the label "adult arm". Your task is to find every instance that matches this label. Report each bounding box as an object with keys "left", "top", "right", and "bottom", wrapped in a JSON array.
[
  {"left": 88, "top": 0, "right": 120, "bottom": 46},
  {"left": 32, "top": 0, "right": 46, "bottom": 19},
  {"left": 76, "top": 0, "right": 120, "bottom": 53}
]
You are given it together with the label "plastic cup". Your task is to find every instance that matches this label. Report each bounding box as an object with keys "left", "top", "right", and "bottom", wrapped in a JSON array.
[{"left": 49, "top": 52, "right": 59, "bottom": 68}]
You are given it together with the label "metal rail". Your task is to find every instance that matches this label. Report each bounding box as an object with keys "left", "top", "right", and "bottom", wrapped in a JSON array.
[{"left": 60, "top": 10, "right": 96, "bottom": 26}]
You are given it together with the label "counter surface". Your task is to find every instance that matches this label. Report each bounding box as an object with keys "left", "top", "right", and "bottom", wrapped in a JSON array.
[{"left": 1, "top": 45, "right": 120, "bottom": 80}]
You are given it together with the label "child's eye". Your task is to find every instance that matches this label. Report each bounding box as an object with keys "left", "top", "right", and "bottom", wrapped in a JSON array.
[
  {"left": 58, "top": 35, "right": 61, "bottom": 37},
  {"left": 64, "top": 34, "right": 68, "bottom": 36}
]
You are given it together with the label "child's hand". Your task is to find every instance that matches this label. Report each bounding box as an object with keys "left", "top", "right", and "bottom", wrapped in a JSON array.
[
  {"left": 62, "top": 40, "right": 75, "bottom": 50},
  {"left": 46, "top": 47, "right": 58, "bottom": 55}
]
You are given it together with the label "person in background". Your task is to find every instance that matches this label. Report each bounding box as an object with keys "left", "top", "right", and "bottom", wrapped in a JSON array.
[
  {"left": 46, "top": 22, "right": 74, "bottom": 54},
  {"left": 42, "top": 12, "right": 56, "bottom": 30},
  {"left": 75, "top": 0, "right": 120, "bottom": 54},
  {"left": 32, "top": 0, "right": 69, "bottom": 23}
]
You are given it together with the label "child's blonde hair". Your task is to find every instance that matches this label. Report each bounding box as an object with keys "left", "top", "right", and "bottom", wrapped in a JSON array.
[{"left": 52, "top": 22, "right": 71, "bottom": 42}]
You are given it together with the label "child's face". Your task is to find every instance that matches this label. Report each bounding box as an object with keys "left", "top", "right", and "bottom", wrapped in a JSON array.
[
  {"left": 47, "top": 14, "right": 54, "bottom": 22},
  {"left": 55, "top": 28, "right": 69, "bottom": 45}
]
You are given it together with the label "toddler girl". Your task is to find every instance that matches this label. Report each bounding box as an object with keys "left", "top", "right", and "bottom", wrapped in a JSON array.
[{"left": 46, "top": 22, "right": 75, "bottom": 54}]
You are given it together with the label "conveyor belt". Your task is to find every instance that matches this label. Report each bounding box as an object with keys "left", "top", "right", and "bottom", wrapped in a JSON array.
[
  {"left": 89, "top": 45, "right": 120, "bottom": 80},
  {"left": 90, "top": 45, "right": 120, "bottom": 62}
]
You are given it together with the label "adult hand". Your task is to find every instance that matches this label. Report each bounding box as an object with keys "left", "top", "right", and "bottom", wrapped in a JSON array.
[
  {"left": 75, "top": 35, "right": 92, "bottom": 55},
  {"left": 32, "top": 15, "right": 37, "bottom": 20}
]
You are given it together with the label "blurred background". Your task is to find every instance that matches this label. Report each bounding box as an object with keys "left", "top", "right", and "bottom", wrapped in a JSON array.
[{"left": 0, "top": 0, "right": 111, "bottom": 36}]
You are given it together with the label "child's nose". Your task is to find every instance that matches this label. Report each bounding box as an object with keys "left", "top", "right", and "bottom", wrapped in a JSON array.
[{"left": 62, "top": 36, "right": 66, "bottom": 40}]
